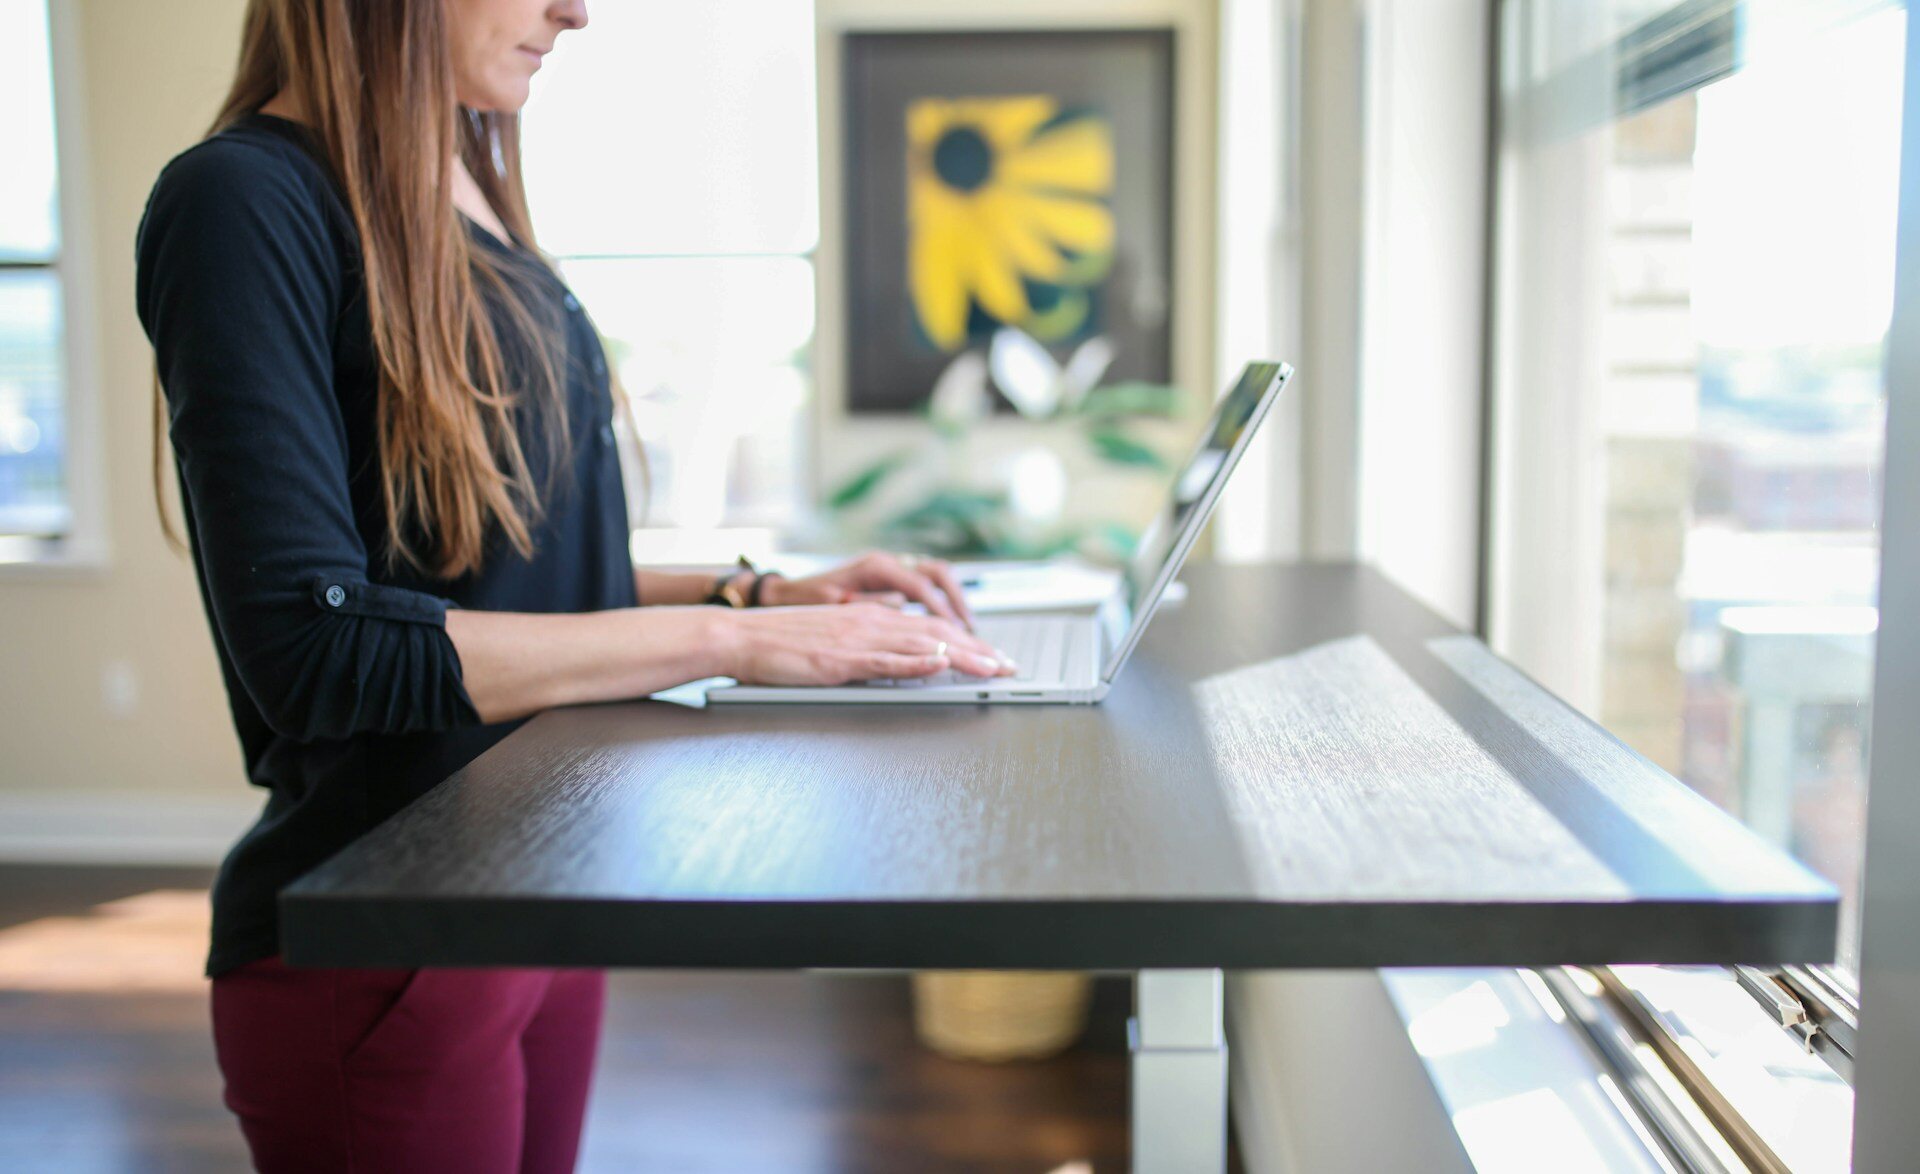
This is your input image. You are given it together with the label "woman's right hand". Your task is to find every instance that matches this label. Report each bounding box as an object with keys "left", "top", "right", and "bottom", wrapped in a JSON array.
[{"left": 719, "top": 603, "right": 1014, "bottom": 686}]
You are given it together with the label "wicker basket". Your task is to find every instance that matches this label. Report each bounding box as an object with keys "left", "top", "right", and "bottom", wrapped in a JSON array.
[{"left": 910, "top": 970, "right": 1093, "bottom": 1061}]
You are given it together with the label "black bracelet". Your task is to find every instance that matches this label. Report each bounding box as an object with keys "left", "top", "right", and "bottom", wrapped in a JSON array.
[
  {"left": 704, "top": 569, "right": 749, "bottom": 608},
  {"left": 749, "top": 571, "right": 783, "bottom": 607},
  {"left": 704, "top": 555, "right": 766, "bottom": 608}
]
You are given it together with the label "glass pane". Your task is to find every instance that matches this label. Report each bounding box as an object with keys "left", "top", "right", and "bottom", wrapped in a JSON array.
[
  {"left": 0, "top": 271, "right": 68, "bottom": 536},
  {"left": 1494, "top": 1, "right": 1905, "bottom": 983},
  {"left": 1682, "top": 13, "right": 1901, "bottom": 977},
  {"left": 0, "top": 0, "right": 60, "bottom": 260},
  {"left": 559, "top": 257, "right": 812, "bottom": 530},
  {"left": 521, "top": 0, "right": 819, "bottom": 258}
]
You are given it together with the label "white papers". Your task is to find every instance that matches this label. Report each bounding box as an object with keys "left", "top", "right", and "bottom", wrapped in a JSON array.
[{"left": 953, "top": 559, "right": 1121, "bottom": 613}]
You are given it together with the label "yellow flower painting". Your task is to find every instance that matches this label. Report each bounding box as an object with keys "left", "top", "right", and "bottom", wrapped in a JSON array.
[{"left": 906, "top": 95, "right": 1116, "bottom": 352}]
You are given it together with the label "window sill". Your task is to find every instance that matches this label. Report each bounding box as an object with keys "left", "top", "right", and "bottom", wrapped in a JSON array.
[
  {"left": 1382, "top": 965, "right": 1855, "bottom": 1174},
  {"left": 1381, "top": 968, "right": 1678, "bottom": 1173}
]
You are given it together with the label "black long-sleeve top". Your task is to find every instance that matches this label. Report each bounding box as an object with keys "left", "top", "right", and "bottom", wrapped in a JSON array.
[{"left": 136, "top": 113, "right": 636, "bottom": 977}]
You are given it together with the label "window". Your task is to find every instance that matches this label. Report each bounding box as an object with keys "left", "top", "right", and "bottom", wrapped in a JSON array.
[
  {"left": 1488, "top": 0, "right": 1903, "bottom": 1165},
  {"left": 519, "top": 0, "right": 818, "bottom": 556},
  {"left": 0, "top": 0, "right": 67, "bottom": 539}
]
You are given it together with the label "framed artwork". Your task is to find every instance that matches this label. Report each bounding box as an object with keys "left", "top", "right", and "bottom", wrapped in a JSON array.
[{"left": 842, "top": 28, "right": 1176, "bottom": 414}]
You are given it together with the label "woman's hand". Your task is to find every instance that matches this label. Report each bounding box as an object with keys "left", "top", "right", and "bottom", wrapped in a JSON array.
[
  {"left": 719, "top": 602, "right": 1013, "bottom": 686},
  {"left": 763, "top": 551, "right": 976, "bottom": 629}
]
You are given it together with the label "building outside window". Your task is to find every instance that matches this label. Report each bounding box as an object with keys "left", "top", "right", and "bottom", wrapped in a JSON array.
[{"left": 1488, "top": 1, "right": 1904, "bottom": 1167}]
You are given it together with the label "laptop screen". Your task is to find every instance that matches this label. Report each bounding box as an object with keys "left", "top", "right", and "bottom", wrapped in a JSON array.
[{"left": 1099, "top": 361, "right": 1293, "bottom": 680}]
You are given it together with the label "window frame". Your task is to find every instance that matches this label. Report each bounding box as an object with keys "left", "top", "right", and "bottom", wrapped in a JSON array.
[
  {"left": 0, "top": 0, "right": 110, "bottom": 574},
  {"left": 1849, "top": 3, "right": 1920, "bottom": 1161},
  {"left": 1478, "top": 0, "right": 1906, "bottom": 1161}
]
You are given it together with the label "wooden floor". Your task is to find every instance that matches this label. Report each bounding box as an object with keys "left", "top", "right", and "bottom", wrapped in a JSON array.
[{"left": 0, "top": 865, "right": 1241, "bottom": 1172}]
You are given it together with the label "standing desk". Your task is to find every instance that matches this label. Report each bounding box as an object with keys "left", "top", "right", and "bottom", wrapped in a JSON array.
[{"left": 282, "top": 563, "right": 1837, "bottom": 1172}]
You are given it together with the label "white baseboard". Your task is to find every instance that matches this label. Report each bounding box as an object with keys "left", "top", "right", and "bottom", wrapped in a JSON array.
[{"left": 0, "top": 790, "right": 261, "bottom": 865}]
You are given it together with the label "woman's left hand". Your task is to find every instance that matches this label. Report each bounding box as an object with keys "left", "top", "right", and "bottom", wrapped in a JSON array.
[{"left": 763, "top": 551, "right": 976, "bottom": 630}]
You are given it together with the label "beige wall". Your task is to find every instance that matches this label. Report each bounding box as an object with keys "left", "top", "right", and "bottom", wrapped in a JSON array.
[{"left": 0, "top": 0, "right": 250, "bottom": 803}]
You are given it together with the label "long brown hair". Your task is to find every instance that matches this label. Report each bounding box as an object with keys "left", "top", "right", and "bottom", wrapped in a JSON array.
[{"left": 158, "top": 0, "right": 574, "bottom": 578}]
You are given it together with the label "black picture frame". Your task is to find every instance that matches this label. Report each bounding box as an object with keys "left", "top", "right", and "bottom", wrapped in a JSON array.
[{"left": 842, "top": 28, "right": 1177, "bottom": 414}]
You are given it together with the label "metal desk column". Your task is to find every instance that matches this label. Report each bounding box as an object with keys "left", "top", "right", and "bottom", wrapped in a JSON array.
[{"left": 1131, "top": 969, "right": 1228, "bottom": 1173}]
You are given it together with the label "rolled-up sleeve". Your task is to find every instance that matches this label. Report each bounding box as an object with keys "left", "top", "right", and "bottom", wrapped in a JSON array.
[{"left": 136, "top": 140, "right": 481, "bottom": 743}]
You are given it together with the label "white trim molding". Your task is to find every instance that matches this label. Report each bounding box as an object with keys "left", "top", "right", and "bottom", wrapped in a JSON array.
[{"left": 0, "top": 791, "right": 259, "bottom": 866}]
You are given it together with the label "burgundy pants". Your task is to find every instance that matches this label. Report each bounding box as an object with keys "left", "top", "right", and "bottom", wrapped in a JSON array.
[{"left": 210, "top": 956, "right": 605, "bottom": 1173}]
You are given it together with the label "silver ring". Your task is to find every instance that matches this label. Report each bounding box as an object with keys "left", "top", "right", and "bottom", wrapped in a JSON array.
[{"left": 934, "top": 640, "right": 948, "bottom": 660}]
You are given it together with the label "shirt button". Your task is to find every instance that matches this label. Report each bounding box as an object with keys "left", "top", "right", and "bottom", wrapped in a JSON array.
[
  {"left": 599, "top": 423, "right": 615, "bottom": 447},
  {"left": 563, "top": 292, "right": 580, "bottom": 312},
  {"left": 324, "top": 584, "right": 347, "bottom": 608},
  {"left": 592, "top": 353, "right": 606, "bottom": 376}
]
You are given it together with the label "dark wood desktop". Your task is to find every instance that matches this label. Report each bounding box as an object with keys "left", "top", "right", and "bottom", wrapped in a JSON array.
[{"left": 282, "top": 562, "right": 1836, "bottom": 1172}]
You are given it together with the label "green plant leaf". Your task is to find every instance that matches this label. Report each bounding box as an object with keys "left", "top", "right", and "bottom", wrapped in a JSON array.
[
  {"left": 827, "top": 453, "right": 910, "bottom": 511},
  {"left": 1034, "top": 525, "right": 1091, "bottom": 558},
  {"left": 875, "top": 488, "right": 1010, "bottom": 556},
  {"left": 1086, "top": 426, "right": 1169, "bottom": 470},
  {"left": 1075, "top": 381, "right": 1185, "bottom": 419},
  {"left": 1091, "top": 521, "right": 1141, "bottom": 557}
]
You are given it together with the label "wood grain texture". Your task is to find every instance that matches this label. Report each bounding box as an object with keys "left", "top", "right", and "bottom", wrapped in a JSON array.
[
  {"left": 1195, "top": 635, "right": 1630, "bottom": 900},
  {"left": 1427, "top": 636, "right": 1828, "bottom": 897},
  {"left": 283, "top": 564, "right": 1838, "bottom": 970}
]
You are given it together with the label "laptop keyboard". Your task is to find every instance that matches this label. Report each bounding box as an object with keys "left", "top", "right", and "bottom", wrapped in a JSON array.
[{"left": 869, "top": 616, "right": 1067, "bottom": 688}]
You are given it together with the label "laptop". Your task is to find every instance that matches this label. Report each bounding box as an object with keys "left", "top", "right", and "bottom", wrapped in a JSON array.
[{"left": 707, "top": 360, "right": 1294, "bottom": 705}]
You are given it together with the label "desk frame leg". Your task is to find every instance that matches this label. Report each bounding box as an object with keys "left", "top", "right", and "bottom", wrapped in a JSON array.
[{"left": 1130, "top": 969, "right": 1228, "bottom": 1174}]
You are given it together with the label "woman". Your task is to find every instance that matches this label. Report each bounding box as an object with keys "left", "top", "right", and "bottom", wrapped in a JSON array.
[{"left": 137, "top": 1, "right": 1013, "bottom": 1169}]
